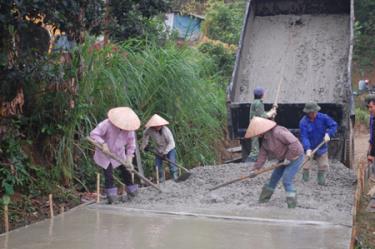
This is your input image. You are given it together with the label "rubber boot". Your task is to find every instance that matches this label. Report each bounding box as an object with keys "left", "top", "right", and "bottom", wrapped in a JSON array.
[
  {"left": 120, "top": 193, "right": 130, "bottom": 203},
  {"left": 172, "top": 171, "right": 178, "bottom": 181},
  {"left": 317, "top": 170, "right": 326, "bottom": 186},
  {"left": 258, "top": 185, "right": 274, "bottom": 203},
  {"left": 159, "top": 169, "right": 165, "bottom": 183},
  {"left": 286, "top": 192, "right": 297, "bottom": 208},
  {"left": 302, "top": 169, "right": 309, "bottom": 182},
  {"left": 106, "top": 187, "right": 119, "bottom": 204},
  {"left": 127, "top": 184, "right": 139, "bottom": 198}
]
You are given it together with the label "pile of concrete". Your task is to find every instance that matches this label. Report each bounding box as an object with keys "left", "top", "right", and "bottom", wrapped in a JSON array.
[{"left": 122, "top": 161, "right": 355, "bottom": 226}]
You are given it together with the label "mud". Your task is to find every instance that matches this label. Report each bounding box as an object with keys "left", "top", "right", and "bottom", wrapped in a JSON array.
[
  {"left": 233, "top": 14, "right": 350, "bottom": 104},
  {"left": 122, "top": 161, "right": 355, "bottom": 226},
  {"left": 0, "top": 207, "right": 350, "bottom": 249}
]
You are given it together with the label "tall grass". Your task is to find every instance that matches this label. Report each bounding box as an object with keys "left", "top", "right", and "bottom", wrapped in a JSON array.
[
  {"left": 355, "top": 107, "right": 370, "bottom": 127},
  {"left": 49, "top": 39, "right": 226, "bottom": 184}
]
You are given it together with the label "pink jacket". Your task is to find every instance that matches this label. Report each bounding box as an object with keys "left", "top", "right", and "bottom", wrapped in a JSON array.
[{"left": 90, "top": 119, "right": 136, "bottom": 169}]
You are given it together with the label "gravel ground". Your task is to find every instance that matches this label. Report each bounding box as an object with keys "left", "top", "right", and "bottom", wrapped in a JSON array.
[{"left": 119, "top": 161, "right": 356, "bottom": 226}]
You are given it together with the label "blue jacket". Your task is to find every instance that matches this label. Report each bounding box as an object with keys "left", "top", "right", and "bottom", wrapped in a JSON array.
[{"left": 299, "top": 112, "right": 337, "bottom": 156}]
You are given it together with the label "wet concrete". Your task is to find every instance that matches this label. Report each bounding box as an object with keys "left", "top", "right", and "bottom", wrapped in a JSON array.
[
  {"left": 122, "top": 161, "right": 355, "bottom": 227},
  {"left": 0, "top": 206, "right": 350, "bottom": 249},
  {"left": 234, "top": 14, "right": 350, "bottom": 104}
]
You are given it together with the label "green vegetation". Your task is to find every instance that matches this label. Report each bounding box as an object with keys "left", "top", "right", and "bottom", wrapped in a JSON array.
[
  {"left": 198, "top": 42, "right": 236, "bottom": 84},
  {"left": 355, "top": 107, "right": 370, "bottom": 128},
  {"left": 0, "top": 38, "right": 226, "bottom": 211},
  {"left": 354, "top": 0, "right": 375, "bottom": 70},
  {"left": 202, "top": 0, "right": 246, "bottom": 45},
  {"left": 0, "top": 1, "right": 227, "bottom": 229}
]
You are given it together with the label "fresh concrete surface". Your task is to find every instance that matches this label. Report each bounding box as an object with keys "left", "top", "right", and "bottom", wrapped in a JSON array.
[{"left": 0, "top": 206, "right": 350, "bottom": 249}]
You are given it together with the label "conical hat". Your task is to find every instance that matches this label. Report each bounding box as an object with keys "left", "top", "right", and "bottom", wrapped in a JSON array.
[
  {"left": 107, "top": 107, "right": 140, "bottom": 131},
  {"left": 244, "top": 117, "right": 276, "bottom": 138},
  {"left": 145, "top": 114, "right": 169, "bottom": 128}
]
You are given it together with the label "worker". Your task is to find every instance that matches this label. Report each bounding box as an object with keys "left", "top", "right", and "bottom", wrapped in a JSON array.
[
  {"left": 366, "top": 94, "right": 375, "bottom": 180},
  {"left": 90, "top": 107, "right": 140, "bottom": 204},
  {"left": 299, "top": 102, "right": 337, "bottom": 185},
  {"left": 247, "top": 87, "right": 277, "bottom": 162},
  {"left": 358, "top": 79, "right": 368, "bottom": 93},
  {"left": 141, "top": 114, "right": 178, "bottom": 182},
  {"left": 245, "top": 117, "right": 304, "bottom": 208}
]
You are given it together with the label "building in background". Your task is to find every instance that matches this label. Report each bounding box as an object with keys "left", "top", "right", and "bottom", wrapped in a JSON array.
[{"left": 165, "top": 12, "right": 204, "bottom": 41}]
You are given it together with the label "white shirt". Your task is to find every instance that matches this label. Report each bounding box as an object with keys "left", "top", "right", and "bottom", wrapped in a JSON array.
[{"left": 141, "top": 126, "right": 175, "bottom": 155}]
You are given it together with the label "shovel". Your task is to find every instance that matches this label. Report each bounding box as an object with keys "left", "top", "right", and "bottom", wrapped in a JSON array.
[
  {"left": 209, "top": 140, "right": 327, "bottom": 191},
  {"left": 147, "top": 149, "right": 192, "bottom": 182},
  {"left": 209, "top": 161, "right": 287, "bottom": 191},
  {"left": 86, "top": 137, "right": 162, "bottom": 193}
]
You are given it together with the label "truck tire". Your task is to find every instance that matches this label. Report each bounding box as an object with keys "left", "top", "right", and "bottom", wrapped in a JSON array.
[{"left": 344, "top": 122, "right": 354, "bottom": 169}]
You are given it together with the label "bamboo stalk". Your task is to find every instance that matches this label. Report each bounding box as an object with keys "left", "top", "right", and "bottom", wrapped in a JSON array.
[
  {"left": 49, "top": 194, "right": 54, "bottom": 218},
  {"left": 4, "top": 205, "right": 9, "bottom": 233},
  {"left": 96, "top": 173, "right": 100, "bottom": 203}
]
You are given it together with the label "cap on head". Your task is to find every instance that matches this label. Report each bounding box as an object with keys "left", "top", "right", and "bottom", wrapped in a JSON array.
[
  {"left": 244, "top": 117, "right": 277, "bottom": 138},
  {"left": 303, "top": 102, "right": 321, "bottom": 113},
  {"left": 145, "top": 114, "right": 169, "bottom": 128},
  {"left": 253, "top": 87, "right": 265, "bottom": 97},
  {"left": 107, "top": 107, "right": 141, "bottom": 131}
]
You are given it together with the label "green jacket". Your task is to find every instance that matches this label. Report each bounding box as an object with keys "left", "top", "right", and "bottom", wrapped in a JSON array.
[{"left": 249, "top": 99, "right": 268, "bottom": 120}]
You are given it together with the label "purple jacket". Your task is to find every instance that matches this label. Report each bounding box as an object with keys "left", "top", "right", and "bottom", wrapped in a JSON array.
[{"left": 90, "top": 119, "right": 136, "bottom": 169}]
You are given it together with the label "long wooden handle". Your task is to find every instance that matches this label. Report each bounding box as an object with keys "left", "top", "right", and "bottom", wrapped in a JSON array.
[
  {"left": 87, "top": 137, "right": 162, "bottom": 193},
  {"left": 209, "top": 162, "right": 285, "bottom": 191},
  {"left": 301, "top": 140, "right": 326, "bottom": 168},
  {"left": 162, "top": 157, "right": 190, "bottom": 173},
  {"left": 150, "top": 150, "right": 191, "bottom": 173}
]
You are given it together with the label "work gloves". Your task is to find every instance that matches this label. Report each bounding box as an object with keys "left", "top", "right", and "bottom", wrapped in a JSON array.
[
  {"left": 102, "top": 143, "right": 110, "bottom": 154},
  {"left": 324, "top": 133, "right": 330, "bottom": 143},
  {"left": 306, "top": 149, "right": 312, "bottom": 158}
]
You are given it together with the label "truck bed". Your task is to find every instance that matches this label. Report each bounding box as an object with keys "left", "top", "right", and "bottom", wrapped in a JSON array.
[{"left": 233, "top": 14, "right": 350, "bottom": 104}]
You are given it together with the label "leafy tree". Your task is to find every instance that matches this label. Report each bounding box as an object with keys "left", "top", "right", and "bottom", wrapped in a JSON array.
[
  {"left": 108, "top": 0, "right": 170, "bottom": 41},
  {"left": 0, "top": 0, "right": 104, "bottom": 98},
  {"left": 354, "top": 0, "right": 375, "bottom": 70},
  {"left": 202, "top": 0, "right": 246, "bottom": 45}
]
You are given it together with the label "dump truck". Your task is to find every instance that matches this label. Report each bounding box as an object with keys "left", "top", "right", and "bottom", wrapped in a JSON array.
[{"left": 227, "top": 0, "right": 355, "bottom": 168}]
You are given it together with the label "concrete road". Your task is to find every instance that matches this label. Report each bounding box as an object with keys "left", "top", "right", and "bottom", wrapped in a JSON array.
[{"left": 0, "top": 205, "right": 350, "bottom": 249}]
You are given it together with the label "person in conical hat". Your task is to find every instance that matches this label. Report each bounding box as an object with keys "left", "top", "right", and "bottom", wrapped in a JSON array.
[
  {"left": 246, "top": 117, "right": 304, "bottom": 208},
  {"left": 141, "top": 114, "right": 178, "bottom": 182},
  {"left": 90, "top": 107, "right": 141, "bottom": 204}
]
